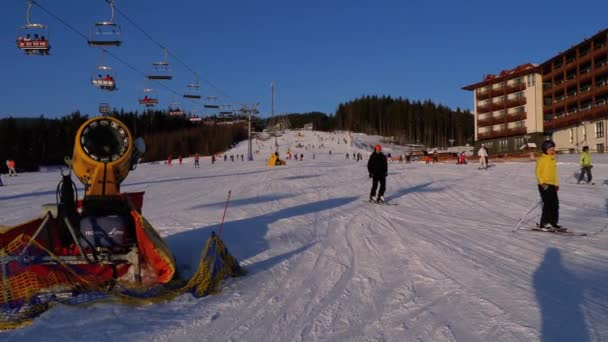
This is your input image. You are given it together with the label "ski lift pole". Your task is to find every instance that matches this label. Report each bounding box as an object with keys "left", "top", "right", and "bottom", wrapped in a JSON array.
[
  {"left": 513, "top": 197, "right": 542, "bottom": 232},
  {"left": 217, "top": 190, "right": 232, "bottom": 238}
]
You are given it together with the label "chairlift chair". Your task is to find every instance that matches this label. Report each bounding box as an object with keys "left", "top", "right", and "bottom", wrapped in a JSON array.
[
  {"left": 183, "top": 82, "right": 201, "bottom": 99},
  {"left": 91, "top": 65, "right": 117, "bottom": 91},
  {"left": 88, "top": 1, "right": 122, "bottom": 46},
  {"left": 138, "top": 88, "right": 158, "bottom": 108},
  {"left": 17, "top": 1, "right": 50, "bottom": 55},
  {"left": 168, "top": 102, "right": 184, "bottom": 116},
  {"left": 147, "top": 49, "right": 172, "bottom": 80}
]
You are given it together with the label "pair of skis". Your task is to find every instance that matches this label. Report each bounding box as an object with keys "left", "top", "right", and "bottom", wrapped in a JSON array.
[{"left": 513, "top": 197, "right": 598, "bottom": 237}]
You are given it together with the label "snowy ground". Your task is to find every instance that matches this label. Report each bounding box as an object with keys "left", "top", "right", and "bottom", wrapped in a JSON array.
[{"left": 1, "top": 130, "right": 608, "bottom": 342}]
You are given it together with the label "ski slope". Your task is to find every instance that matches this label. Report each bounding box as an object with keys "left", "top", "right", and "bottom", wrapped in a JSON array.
[{"left": 1, "top": 130, "right": 608, "bottom": 342}]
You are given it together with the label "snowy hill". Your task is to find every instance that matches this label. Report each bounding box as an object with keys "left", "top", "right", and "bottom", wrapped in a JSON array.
[{"left": 1, "top": 130, "right": 608, "bottom": 342}]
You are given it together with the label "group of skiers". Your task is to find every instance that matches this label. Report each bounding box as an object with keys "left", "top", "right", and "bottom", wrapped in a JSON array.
[{"left": 365, "top": 139, "right": 595, "bottom": 233}]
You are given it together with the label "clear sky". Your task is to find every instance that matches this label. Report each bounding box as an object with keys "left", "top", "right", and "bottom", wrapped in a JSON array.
[{"left": 1, "top": 0, "right": 607, "bottom": 118}]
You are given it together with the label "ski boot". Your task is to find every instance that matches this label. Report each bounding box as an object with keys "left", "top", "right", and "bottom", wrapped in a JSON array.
[{"left": 377, "top": 196, "right": 385, "bottom": 204}]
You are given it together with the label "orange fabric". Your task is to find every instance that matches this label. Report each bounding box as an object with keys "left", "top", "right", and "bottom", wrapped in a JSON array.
[{"left": 131, "top": 211, "right": 175, "bottom": 283}]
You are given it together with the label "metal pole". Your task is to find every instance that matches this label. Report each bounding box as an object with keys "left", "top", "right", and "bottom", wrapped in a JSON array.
[{"left": 248, "top": 109, "right": 253, "bottom": 161}]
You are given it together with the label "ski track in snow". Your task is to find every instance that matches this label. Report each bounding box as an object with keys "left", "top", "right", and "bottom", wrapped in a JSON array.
[{"left": 2, "top": 131, "right": 608, "bottom": 341}]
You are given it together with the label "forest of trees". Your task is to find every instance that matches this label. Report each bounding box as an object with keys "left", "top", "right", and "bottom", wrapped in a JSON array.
[
  {"left": 265, "top": 112, "right": 335, "bottom": 131},
  {"left": 334, "top": 96, "right": 474, "bottom": 148},
  {"left": 0, "top": 110, "right": 247, "bottom": 172}
]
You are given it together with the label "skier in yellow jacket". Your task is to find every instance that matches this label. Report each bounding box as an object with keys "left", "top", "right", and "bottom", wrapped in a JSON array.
[
  {"left": 577, "top": 146, "right": 593, "bottom": 184},
  {"left": 535, "top": 140, "right": 564, "bottom": 231}
]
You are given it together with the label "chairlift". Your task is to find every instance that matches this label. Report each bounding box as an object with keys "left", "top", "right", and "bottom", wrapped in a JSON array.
[
  {"left": 183, "top": 81, "right": 201, "bottom": 99},
  {"left": 138, "top": 88, "right": 158, "bottom": 107},
  {"left": 147, "top": 48, "right": 172, "bottom": 80},
  {"left": 17, "top": 1, "right": 50, "bottom": 55},
  {"left": 91, "top": 50, "right": 117, "bottom": 91},
  {"left": 168, "top": 102, "right": 184, "bottom": 116},
  {"left": 91, "top": 66, "right": 117, "bottom": 91},
  {"left": 88, "top": 0, "right": 122, "bottom": 46},
  {"left": 203, "top": 96, "right": 220, "bottom": 109}
]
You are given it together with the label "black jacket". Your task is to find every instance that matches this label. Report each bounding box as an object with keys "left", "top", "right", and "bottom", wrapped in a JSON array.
[{"left": 367, "top": 152, "right": 387, "bottom": 177}]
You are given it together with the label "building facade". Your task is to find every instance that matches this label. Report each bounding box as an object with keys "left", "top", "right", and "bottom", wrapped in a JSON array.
[
  {"left": 464, "top": 29, "right": 608, "bottom": 154},
  {"left": 541, "top": 29, "right": 608, "bottom": 153},
  {"left": 463, "top": 64, "right": 545, "bottom": 154}
]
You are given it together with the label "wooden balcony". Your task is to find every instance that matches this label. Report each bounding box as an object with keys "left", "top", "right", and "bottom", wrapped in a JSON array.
[
  {"left": 506, "top": 111, "right": 527, "bottom": 122},
  {"left": 478, "top": 115, "right": 505, "bottom": 127},
  {"left": 477, "top": 126, "right": 527, "bottom": 139},
  {"left": 544, "top": 104, "right": 608, "bottom": 130},
  {"left": 506, "top": 82, "right": 525, "bottom": 93},
  {"left": 476, "top": 90, "right": 491, "bottom": 101},
  {"left": 505, "top": 97, "right": 526, "bottom": 108}
]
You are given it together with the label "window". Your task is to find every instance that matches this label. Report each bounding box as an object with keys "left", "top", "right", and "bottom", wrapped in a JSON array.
[
  {"left": 528, "top": 75, "right": 536, "bottom": 87},
  {"left": 570, "top": 129, "right": 574, "bottom": 143},
  {"left": 596, "top": 121, "right": 604, "bottom": 138},
  {"left": 582, "top": 125, "right": 587, "bottom": 141},
  {"left": 515, "top": 120, "right": 525, "bottom": 128},
  {"left": 499, "top": 139, "right": 508, "bottom": 152},
  {"left": 597, "top": 143, "right": 605, "bottom": 153},
  {"left": 514, "top": 137, "right": 524, "bottom": 148}
]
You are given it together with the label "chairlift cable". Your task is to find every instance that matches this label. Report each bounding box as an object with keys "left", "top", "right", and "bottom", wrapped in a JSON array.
[{"left": 108, "top": 0, "right": 235, "bottom": 101}]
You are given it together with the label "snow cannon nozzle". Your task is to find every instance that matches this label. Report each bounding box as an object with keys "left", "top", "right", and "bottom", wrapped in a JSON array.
[{"left": 71, "top": 116, "right": 138, "bottom": 197}]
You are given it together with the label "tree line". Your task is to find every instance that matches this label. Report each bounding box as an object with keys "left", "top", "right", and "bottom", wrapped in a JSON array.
[{"left": 334, "top": 95, "right": 474, "bottom": 147}]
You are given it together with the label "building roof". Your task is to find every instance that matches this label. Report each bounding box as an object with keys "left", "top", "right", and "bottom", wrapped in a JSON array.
[{"left": 462, "top": 63, "right": 540, "bottom": 90}]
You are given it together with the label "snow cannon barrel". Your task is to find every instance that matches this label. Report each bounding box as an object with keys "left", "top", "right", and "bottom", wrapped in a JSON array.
[{"left": 71, "top": 116, "right": 134, "bottom": 196}]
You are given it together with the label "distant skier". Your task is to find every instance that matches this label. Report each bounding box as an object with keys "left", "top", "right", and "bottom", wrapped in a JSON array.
[
  {"left": 194, "top": 153, "right": 200, "bottom": 168},
  {"left": 346, "top": 153, "right": 350, "bottom": 160},
  {"left": 212, "top": 155, "right": 216, "bottom": 164},
  {"left": 178, "top": 155, "right": 183, "bottom": 165},
  {"left": 224, "top": 154, "right": 227, "bottom": 162},
  {"left": 367, "top": 144, "right": 388, "bottom": 203},
  {"left": 577, "top": 146, "right": 593, "bottom": 184},
  {"left": 536, "top": 140, "right": 563, "bottom": 231},
  {"left": 300, "top": 153, "right": 303, "bottom": 161},
  {"left": 6, "top": 160, "right": 17, "bottom": 176},
  {"left": 459, "top": 152, "right": 467, "bottom": 165},
  {"left": 477, "top": 144, "right": 488, "bottom": 169},
  {"left": 405, "top": 152, "right": 411, "bottom": 164}
]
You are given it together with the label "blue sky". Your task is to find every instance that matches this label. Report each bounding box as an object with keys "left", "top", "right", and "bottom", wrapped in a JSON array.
[{"left": 1, "top": 0, "right": 607, "bottom": 118}]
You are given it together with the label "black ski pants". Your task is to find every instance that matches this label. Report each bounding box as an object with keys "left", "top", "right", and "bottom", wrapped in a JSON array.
[
  {"left": 578, "top": 166, "right": 592, "bottom": 183},
  {"left": 371, "top": 176, "right": 386, "bottom": 198},
  {"left": 538, "top": 184, "right": 559, "bottom": 226}
]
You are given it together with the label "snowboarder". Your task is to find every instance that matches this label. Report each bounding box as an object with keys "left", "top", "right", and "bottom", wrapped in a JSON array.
[
  {"left": 194, "top": 153, "right": 200, "bottom": 168},
  {"left": 578, "top": 146, "right": 593, "bottom": 184},
  {"left": 367, "top": 144, "right": 388, "bottom": 203},
  {"left": 478, "top": 144, "right": 488, "bottom": 169},
  {"left": 536, "top": 140, "right": 562, "bottom": 231}
]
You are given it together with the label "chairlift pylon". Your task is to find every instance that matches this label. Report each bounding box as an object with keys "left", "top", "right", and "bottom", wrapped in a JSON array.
[
  {"left": 17, "top": 1, "right": 50, "bottom": 55},
  {"left": 88, "top": 0, "right": 122, "bottom": 47}
]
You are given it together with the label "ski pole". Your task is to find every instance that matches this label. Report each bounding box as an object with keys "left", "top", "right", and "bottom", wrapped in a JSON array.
[
  {"left": 513, "top": 197, "right": 542, "bottom": 232},
  {"left": 217, "top": 190, "right": 232, "bottom": 238}
]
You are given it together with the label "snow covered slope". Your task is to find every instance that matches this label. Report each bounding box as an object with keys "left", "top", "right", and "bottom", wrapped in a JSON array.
[{"left": 1, "top": 131, "right": 607, "bottom": 342}]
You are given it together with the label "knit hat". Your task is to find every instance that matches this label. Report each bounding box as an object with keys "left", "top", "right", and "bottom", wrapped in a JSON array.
[
  {"left": 374, "top": 144, "right": 382, "bottom": 151},
  {"left": 541, "top": 140, "right": 556, "bottom": 153}
]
